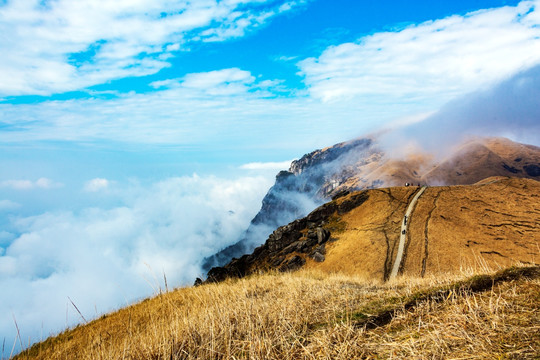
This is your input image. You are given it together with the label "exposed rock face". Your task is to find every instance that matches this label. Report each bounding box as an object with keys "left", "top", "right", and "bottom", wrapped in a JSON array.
[
  {"left": 202, "top": 138, "right": 375, "bottom": 271},
  {"left": 205, "top": 192, "right": 370, "bottom": 283},
  {"left": 311, "top": 251, "right": 325, "bottom": 262},
  {"left": 279, "top": 255, "right": 305, "bottom": 272}
]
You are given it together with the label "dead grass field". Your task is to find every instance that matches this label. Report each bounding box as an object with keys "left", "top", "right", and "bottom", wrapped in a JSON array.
[
  {"left": 306, "top": 186, "right": 416, "bottom": 279},
  {"left": 13, "top": 265, "right": 539, "bottom": 360}
]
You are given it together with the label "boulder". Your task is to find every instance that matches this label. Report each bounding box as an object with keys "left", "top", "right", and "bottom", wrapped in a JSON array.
[
  {"left": 316, "top": 227, "right": 330, "bottom": 244},
  {"left": 279, "top": 256, "right": 305, "bottom": 272},
  {"left": 311, "top": 251, "right": 325, "bottom": 262}
]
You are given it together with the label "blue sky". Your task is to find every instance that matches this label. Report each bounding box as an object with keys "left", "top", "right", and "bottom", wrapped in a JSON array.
[
  {"left": 0, "top": 0, "right": 534, "bottom": 184},
  {"left": 1, "top": 0, "right": 540, "bottom": 352},
  {"left": 3, "top": 0, "right": 524, "bottom": 101},
  {"left": 1, "top": 0, "right": 535, "bottom": 190}
]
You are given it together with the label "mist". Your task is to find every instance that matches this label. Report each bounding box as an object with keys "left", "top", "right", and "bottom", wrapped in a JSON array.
[
  {"left": 388, "top": 64, "right": 540, "bottom": 155},
  {"left": 0, "top": 174, "right": 273, "bottom": 354}
]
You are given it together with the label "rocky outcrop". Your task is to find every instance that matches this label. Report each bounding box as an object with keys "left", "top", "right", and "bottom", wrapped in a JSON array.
[
  {"left": 202, "top": 138, "right": 375, "bottom": 271},
  {"left": 207, "top": 176, "right": 540, "bottom": 284},
  {"left": 205, "top": 191, "right": 370, "bottom": 283}
]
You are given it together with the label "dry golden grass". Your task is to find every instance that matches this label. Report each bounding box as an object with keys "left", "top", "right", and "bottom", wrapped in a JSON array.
[
  {"left": 307, "top": 186, "right": 416, "bottom": 279},
  {"left": 404, "top": 177, "right": 540, "bottom": 277},
  {"left": 14, "top": 265, "right": 539, "bottom": 360},
  {"left": 305, "top": 177, "right": 540, "bottom": 281}
]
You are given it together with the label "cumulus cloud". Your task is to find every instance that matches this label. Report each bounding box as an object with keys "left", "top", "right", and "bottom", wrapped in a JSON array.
[
  {"left": 0, "top": 0, "right": 305, "bottom": 96},
  {"left": 83, "top": 178, "right": 110, "bottom": 192},
  {"left": 3, "top": 2, "right": 540, "bottom": 153},
  {"left": 0, "top": 68, "right": 369, "bottom": 150},
  {"left": 0, "top": 178, "right": 63, "bottom": 190},
  {"left": 150, "top": 67, "right": 262, "bottom": 97},
  {"left": 299, "top": 0, "right": 540, "bottom": 102},
  {"left": 0, "top": 173, "right": 273, "bottom": 353}
]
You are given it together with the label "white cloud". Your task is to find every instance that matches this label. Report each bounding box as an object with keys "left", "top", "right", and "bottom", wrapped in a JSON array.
[
  {"left": 0, "top": 200, "right": 21, "bottom": 212},
  {"left": 240, "top": 160, "right": 294, "bottom": 170},
  {"left": 275, "top": 55, "right": 298, "bottom": 62},
  {"left": 0, "top": 173, "right": 274, "bottom": 353},
  {"left": 84, "top": 178, "right": 110, "bottom": 192},
  {"left": 35, "top": 177, "right": 63, "bottom": 189},
  {"left": 182, "top": 68, "right": 255, "bottom": 89},
  {"left": 395, "top": 64, "right": 540, "bottom": 152},
  {"left": 151, "top": 67, "right": 258, "bottom": 96},
  {"left": 0, "top": 0, "right": 304, "bottom": 96},
  {"left": 1, "top": 67, "right": 362, "bottom": 149},
  {"left": 299, "top": 0, "right": 540, "bottom": 102},
  {"left": 3, "top": 2, "right": 540, "bottom": 153},
  {"left": 0, "top": 180, "right": 34, "bottom": 190},
  {"left": 0, "top": 178, "right": 63, "bottom": 190}
]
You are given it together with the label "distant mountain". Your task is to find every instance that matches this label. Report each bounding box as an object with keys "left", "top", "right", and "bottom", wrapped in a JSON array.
[
  {"left": 203, "top": 137, "right": 540, "bottom": 272},
  {"left": 421, "top": 137, "right": 540, "bottom": 184}
]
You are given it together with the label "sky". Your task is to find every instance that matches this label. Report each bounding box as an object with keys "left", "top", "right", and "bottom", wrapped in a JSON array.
[{"left": 2, "top": 0, "right": 540, "bottom": 354}]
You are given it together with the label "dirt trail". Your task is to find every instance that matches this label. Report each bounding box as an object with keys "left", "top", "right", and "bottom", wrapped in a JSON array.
[{"left": 389, "top": 186, "right": 427, "bottom": 279}]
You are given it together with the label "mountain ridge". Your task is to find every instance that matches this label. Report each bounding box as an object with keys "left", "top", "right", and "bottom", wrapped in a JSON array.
[
  {"left": 13, "top": 137, "right": 540, "bottom": 360},
  {"left": 204, "top": 136, "right": 540, "bottom": 273},
  {"left": 205, "top": 176, "right": 540, "bottom": 283}
]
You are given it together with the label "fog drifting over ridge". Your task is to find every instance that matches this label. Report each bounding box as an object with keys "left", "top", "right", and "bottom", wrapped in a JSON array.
[
  {"left": 3, "top": 61, "right": 540, "bottom": 353},
  {"left": 2, "top": 62, "right": 540, "bottom": 354},
  {"left": 378, "top": 63, "right": 540, "bottom": 158}
]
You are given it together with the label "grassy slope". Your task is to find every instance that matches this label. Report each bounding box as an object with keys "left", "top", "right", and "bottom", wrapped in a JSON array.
[
  {"left": 306, "top": 177, "right": 540, "bottom": 280},
  {"left": 14, "top": 266, "right": 540, "bottom": 359}
]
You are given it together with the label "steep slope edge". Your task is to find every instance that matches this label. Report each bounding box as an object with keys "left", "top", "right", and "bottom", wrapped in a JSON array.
[{"left": 202, "top": 138, "right": 377, "bottom": 270}]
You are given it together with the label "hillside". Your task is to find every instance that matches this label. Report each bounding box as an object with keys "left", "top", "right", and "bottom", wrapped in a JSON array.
[
  {"left": 205, "top": 137, "right": 540, "bottom": 269},
  {"left": 206, "top": 177, "right": 540, "bottom": 283},
  {"left": 15, "top": 266, "right": 540, "bottom": 359},
  {"left": 333, "top": 137, "right": 540, "bottom": 191}
]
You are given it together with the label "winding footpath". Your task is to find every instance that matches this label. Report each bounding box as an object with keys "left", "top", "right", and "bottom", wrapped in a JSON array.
[{"left": 389, "top": 186, "right": 428, "bottom": 280}]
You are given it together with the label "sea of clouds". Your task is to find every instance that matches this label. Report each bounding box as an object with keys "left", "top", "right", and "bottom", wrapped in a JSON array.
[{"left": 0, "top": 173, "right": 274, "bottom": 354}]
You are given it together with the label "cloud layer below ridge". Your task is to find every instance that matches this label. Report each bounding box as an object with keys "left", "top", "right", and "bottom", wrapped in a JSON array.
[{"left": 0, "top": 174, "right": 273, "bottom": 351}]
